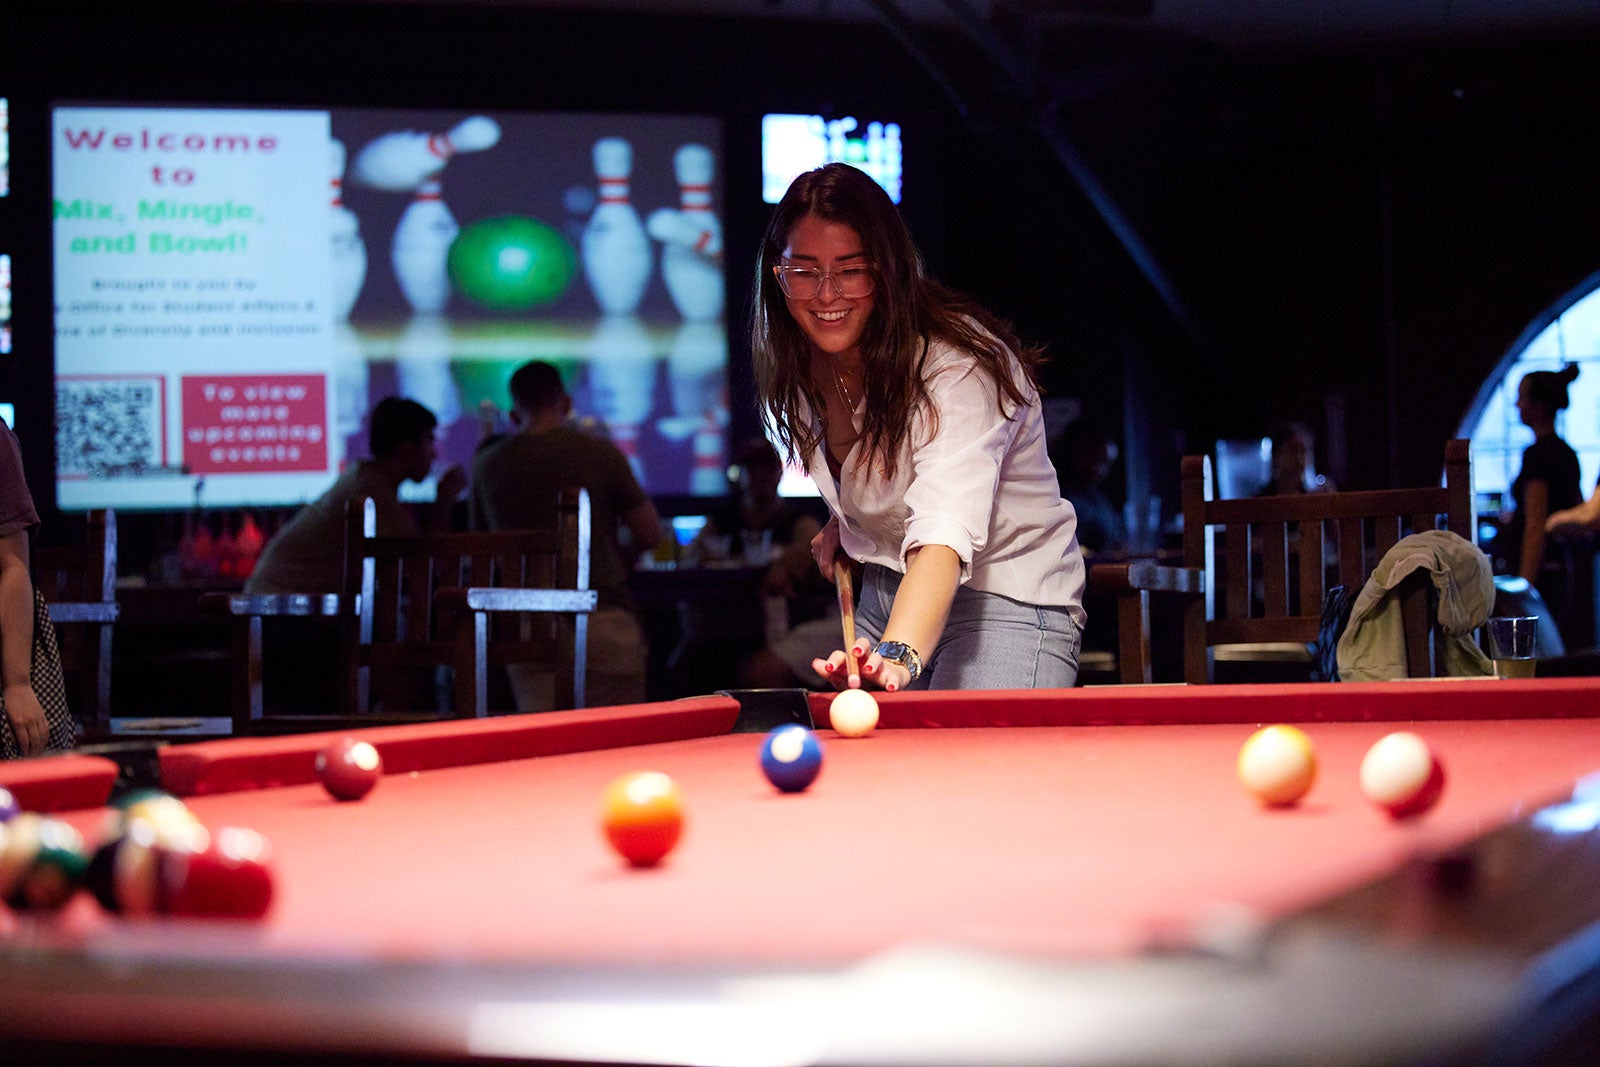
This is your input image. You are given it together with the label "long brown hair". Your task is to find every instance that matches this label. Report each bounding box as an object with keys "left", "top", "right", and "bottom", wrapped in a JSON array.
[{"left": 750, "top": 163, "right": 1045, "bottom": 479}]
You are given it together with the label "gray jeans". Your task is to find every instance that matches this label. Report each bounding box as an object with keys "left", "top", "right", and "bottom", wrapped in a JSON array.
[{"left": 854, "top": 564, "right": 1081, "bottom": 690}]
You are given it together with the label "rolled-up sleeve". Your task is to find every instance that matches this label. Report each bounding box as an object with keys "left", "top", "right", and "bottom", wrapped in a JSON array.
[{"left": 899, "top": 356, "right": 1022, "bottom": 583}]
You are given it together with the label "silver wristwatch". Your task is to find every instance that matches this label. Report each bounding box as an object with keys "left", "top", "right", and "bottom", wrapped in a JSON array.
[{"left": 872, "top": 641, "right": 923, "bottom": 682}]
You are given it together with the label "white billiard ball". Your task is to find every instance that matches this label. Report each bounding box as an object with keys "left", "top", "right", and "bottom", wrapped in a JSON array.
[{"left": 829, "top": 689, "right": 880, "bottom": 738}]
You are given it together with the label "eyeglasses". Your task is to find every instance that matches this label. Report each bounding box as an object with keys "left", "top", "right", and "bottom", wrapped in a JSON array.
[{"left": 773, "top": 264, "right": 876, "bottom": 300}]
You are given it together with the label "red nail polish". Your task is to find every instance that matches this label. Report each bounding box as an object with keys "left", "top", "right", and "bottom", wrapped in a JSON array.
[
  {"left": 886, "top": 682, "right": 897, "bottom": 692},
  {"left": 824, "top": 662, "right": 835, "bottom": 674}
]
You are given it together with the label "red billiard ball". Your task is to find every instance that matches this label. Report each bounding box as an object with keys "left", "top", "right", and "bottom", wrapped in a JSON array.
[
  {"left": 1359, "top": 731, "right": 1445, "bottom": 819},
  {"left": 601, "top": 771, "right": 684, "bottom": 868},
  {"left": 161, "top": 826, "right": 275, "bottom": 921},
  {"left": 316, "top": 737, "right": 383, "bottom": 801}
]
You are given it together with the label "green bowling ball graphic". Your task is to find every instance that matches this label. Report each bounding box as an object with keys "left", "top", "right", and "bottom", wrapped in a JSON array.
[{"left": 448, "top": 215, "right": 577, "bottom": 310}]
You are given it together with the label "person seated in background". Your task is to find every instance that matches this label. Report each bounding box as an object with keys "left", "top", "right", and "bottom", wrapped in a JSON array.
[
  {"left": 737, "top": 532, "right": 842, "bottom": 690},
  {"left": 472, "top": 360, "right": 661, "bottom": 711},
  {"left": 1049, "top": 419, "right": 1126, "bottom": 556},
  {"left": 680, "top": 438, "right": 834, "bottom": 689},
  {"left": 1261, "top": 421, "right": 1337, "bottom": 496},
  {"left": 0, "top": 421, "right": 75, "bottom": 759},
  {"left": 693, "top": 437, "right": 814, "bottom": 565},
  {"left": 246, "top": 397, "right": 466, "bottom": 595}
]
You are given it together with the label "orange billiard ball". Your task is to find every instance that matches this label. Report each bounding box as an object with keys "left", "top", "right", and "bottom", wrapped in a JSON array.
[
  {"left": 1237, "top": 724, "right": 1317, "bottom": 807},
  {"left": 601, "top": 771, "right": 684, "bottom": 868}
]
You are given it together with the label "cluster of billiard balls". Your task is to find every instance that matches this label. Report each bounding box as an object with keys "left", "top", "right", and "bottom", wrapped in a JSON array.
[
  {"left": 0, "top": 785, "right": 275, "bottom": 920},
  {"left": 601, "top": 689, "right": 881, "bottom": 868},
  {"left": 1236, "top": 724, "right": 1447, "bottom": 818}
]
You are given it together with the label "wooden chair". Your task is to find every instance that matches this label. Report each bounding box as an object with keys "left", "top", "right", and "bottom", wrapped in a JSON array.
[
  {"left": 209, "top": 489, "right": 597, "bottom": 734},
  {"left": 1097, "top": 440, "right": 1474, "bottom": 684},
  {"left": 348, "top": 487, "right": 598, "bottom": 719},
  {"left": 32, "top": 509, "right": 119, "bottom": 738}
]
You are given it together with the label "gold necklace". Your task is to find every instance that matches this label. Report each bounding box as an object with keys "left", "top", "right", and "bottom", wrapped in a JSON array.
[{"left": 831, "top": 363, "right": 857, "bottom": 410}]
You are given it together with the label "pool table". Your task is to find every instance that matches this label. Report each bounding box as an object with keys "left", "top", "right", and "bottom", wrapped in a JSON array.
[{"left": 6, "top": 678, "right": 1600, "bottom": 1065}]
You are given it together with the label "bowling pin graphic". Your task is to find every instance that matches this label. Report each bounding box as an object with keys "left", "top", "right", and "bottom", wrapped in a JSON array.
[
  {"left": 648, "top": 145, "right": 727, "bottom": 489},
  {"left": 394, "top": 314, "right": 463, "bottom": 429},
  {"left": 352, "top": 115, "right": 502, "bottom": 315},
  {"left": 351, "top": 115, "right": 502, "bottom": 192},
  {"left": 581, "top": 138, "right": 652, "bottom": 315},
  {"left": 392, "top": 178, "right": 459, "bottom": 315},
  {"left": 646, "top": 143, "right": 723, "bottom": 323},
  {"left": 331, "top": 321, "right": 369, "bottom": 447},
  {"left": 587, "top": 314, "right": 656, "bottom": 482},
  {"left": 654, "top": 320, "right": 728, "bottom": 494},
  {"left": 328, "top": 139, "right": 367, "bottom": 322}
]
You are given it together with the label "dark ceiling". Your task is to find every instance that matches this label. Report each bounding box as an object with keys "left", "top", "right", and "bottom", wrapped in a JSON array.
[{"left": 320, "top": 0, "right": 1600, "bottom": 51}]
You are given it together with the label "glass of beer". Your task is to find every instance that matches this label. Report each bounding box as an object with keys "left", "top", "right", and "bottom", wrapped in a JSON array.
[{"left": 1487, "top": 615, "right": 1538, "bottom": 678}]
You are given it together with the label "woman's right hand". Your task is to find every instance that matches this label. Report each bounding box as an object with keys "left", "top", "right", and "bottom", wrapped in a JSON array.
[
  {"left": 4, "top": 681, "right": 47, "bottom": 758},
  {"left": 811, "top": 517, "right": 843, "bottom": 581}
]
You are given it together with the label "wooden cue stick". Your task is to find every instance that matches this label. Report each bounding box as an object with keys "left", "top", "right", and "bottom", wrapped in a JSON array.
[{"left": 834, "top": 562, "right": 859, "bottom": 687}]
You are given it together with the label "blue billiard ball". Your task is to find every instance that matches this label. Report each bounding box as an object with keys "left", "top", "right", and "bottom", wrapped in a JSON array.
[{"left": 760, "top": 725, "right": 824, "bottom": 793}]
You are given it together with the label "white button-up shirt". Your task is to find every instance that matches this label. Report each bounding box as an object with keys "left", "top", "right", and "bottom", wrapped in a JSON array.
[{"left": 807, "top": 336, "right": 1086, "bottom": 624}]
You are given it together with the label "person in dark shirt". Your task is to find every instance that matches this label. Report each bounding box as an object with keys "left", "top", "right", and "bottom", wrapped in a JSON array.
[
  {"left": 472, "top": 360, "right": 662, "bottom": 710},
  {"left": 1501, "top": 366, "right": 1582, "bottom": 603}
]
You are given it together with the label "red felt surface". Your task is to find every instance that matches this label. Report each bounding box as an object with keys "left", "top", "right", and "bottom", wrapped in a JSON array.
[{"left": 39, "top": 702, "right": 1600, "bottom": 970}]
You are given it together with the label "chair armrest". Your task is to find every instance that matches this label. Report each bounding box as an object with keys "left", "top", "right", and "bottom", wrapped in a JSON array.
[
  {"left": 44, "top": 601, "right": 120, "bottom": 624},
  {"left": 435, "top": 587, "right": 599, "bottom": 615},
  {"left": 1086, "top": 561, "right": 1205, "bottom": 597},
  {"left": 199, "top": 591, "right": 348, "bottom": 618}
]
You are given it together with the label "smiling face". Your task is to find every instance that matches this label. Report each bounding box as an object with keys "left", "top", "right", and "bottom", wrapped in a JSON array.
[{"left": 779, "top": 213, "right": 876, "bottom": 364}]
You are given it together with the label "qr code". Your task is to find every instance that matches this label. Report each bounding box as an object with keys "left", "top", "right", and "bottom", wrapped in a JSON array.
[{"left": 56, "top": 376, "right": 166, "bottom": 478}]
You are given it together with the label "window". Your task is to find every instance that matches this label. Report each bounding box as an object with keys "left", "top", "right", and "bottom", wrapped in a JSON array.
[{"left": 1461, "top": 271, "right": 1600, "bottom": 514}]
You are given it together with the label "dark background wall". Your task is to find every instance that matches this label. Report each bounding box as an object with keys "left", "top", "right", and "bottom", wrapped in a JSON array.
[{"left": 6, "top": 1, "right": 1600, "bottom": 563}]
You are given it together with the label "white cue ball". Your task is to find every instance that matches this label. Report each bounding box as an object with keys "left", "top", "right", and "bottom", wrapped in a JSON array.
[
  {"left": 829, "top": 689, "right": 880, "bottom": 738},
  {"left": 1359, "top": 731, "right": 1445, "bottom": 819},
  {"left": 1236, "top": 724, "right": 1317, "bottom": 807}
]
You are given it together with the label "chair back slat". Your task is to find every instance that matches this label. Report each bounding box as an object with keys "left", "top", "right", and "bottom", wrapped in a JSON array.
[
  {"left": 1296, "top": 519, "right": 1325, "bottom": 616},
  {"left": 1373, "top": 514, "right": 1402, "bottom": 561},
  {"left": 1223, "top": 525, "right": 1250, "bottom": 620},
  {"left": 1261, "top": 520, "right": 1289, "bottom": 618},
  {"left": 1337, "top": 517, "right": 1365, "bottom": 591}
]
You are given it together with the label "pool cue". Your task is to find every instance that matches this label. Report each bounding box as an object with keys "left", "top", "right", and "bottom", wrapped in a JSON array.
[{"left": 834, "top": 561, "right": 860, "bottom": 688}]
